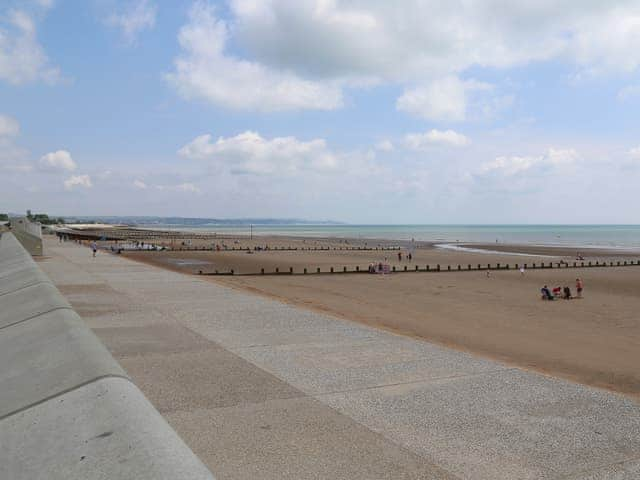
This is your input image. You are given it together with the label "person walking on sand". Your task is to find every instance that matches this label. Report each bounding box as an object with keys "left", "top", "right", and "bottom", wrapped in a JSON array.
[
  {"left": 576, "top": 278, "right": 583, "bottom": 298},
  {"left": 398, "top": 251, "right": 402, "bottom": 262},
  {"left": 90, "top": 241, "right": 97, "bottom": 257}
]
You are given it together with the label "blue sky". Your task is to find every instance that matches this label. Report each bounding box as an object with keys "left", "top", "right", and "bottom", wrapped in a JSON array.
[{"left": 1, "top": 0, "right": 640, "bottom": 223}]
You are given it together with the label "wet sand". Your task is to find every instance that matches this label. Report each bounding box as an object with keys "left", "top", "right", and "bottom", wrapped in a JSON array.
[{"left": 122, "top": 239, "right": 640, "bottom": 400}]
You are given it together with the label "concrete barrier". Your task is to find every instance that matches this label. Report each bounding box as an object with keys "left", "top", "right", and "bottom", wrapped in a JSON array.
[
  {"left": 9, "top": 217, "right": 43, "bottom": 256},
  {"left": 0, "top": 233, "right": 215, "bottom": 480}
]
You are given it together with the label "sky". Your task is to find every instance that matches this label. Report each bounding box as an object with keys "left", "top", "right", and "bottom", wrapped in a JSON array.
[{"left": 1, "top": 0, "right": 640, "bottom": 224}]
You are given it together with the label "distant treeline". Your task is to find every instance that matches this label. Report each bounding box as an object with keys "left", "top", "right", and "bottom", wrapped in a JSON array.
[{"left": 25, "top": 210, "right": 65, "bottom": 225}]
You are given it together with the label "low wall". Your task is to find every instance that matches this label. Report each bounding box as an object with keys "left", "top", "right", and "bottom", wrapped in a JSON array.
[
  {"left": 9, "top": 217, "right": 43, "bottom": 256},
  {"left": 0, "top": 232, "right": 215, "bottom": 480}
]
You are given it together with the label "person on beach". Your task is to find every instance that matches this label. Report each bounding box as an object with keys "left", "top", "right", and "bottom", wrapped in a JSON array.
[
  {"left": 563, "top": 286, "right": 572, "bottom": 300},
  {"left": 576, "top": 278, "right": 583, "bottom": 298},
  {"left": 541, "top": 285, "right": 554, "bottom": 300},
  {"left": 90, "top": 241, "right": 97, "bottom": 257},
  {"left": 408, "top": 252, "right": 412, "bottom": 261},
  {"left": 520, "top": 266, "right": 525, "bottom": 275},
  {"left": 398, "top": 251, "right": 402, "bottom": 261}
]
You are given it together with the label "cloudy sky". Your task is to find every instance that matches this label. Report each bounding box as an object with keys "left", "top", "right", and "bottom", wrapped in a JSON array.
[{"left": 1, "top": 0, "right": 639, "bottom": 223}]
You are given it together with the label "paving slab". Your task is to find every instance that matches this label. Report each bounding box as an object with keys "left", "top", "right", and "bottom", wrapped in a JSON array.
[
  {"left": 118, "top": 347, "right": 303, "bottom": 414},
  {"left": 93, "top": 323, "right": 215, "bottom": 357},
  {"left": 0, "top": 309, "right": 126, "bottom": 418},
  {"left": 0, "top": 281, "right": 71, "bottom": 329},
  {"left": 34, "top": 259, "right": 100, "bottom": 285},
  {"left": 234, "top": 336, "right": 508, "bottom": 395},
  {"left": 0, "top": 377, "right": 214, "bottom": 480},
  {"left": 176, "top": 302, "right": 389, "bottom": 348},
  {"left": 166, "top": 397, "right": 458, "bottom": 480},
  {"left": 319, "top": 368, "right": 640, "bottom": 479}
]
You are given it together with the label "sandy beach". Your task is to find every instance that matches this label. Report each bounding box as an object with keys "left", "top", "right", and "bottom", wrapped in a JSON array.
[{"left": 114, "top": 236, "right": 640, "bottom": 401}]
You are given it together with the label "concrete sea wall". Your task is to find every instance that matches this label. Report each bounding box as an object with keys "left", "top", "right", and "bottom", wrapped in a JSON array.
[{"left": 0, "top": 232, "right": 215, "bottom": 479}]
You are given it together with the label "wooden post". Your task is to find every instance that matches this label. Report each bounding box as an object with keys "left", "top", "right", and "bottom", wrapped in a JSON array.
[
  {"left": 304, "top": 268, "right": 307, "bottom": 274},
  {"left": 317, "top": 267, "right": 321, "bottom": 273},
  {"left": 261, "top": 268, "right": 264, "bottom": 274},
  {"left": 290, "top": 267, "right": 293, "bottom": 274}
]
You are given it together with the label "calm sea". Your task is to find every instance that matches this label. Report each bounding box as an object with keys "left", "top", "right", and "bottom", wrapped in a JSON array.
[{"left": 150, "top": 224, "right": 640, "bottom": 249}]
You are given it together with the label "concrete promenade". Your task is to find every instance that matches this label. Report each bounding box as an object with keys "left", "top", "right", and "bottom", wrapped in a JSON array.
[{"left": 39, "top": 238, "right": 640, "bottom": 479}]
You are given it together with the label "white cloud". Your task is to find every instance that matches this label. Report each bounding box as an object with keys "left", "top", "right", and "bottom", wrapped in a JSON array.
[
  {"left": 0, "top": 114, "right": 19, "bottom": 137},
  {"left": 375, "top": 140, "right": 394, "bottom": 152},
  {"left": 629, "top": 147, "right": 640, "bottom": 160},
  {"left": 172, "top": 182, "right": 200, "bottom": 193},
  {"left": 618, "top": 85, "right": 640, "bottom": 102},
  {"left": 35, "top": 0, "right": 55, "bottom": 9},
  {"left": 397, "top": 77, "right": 467, "bottom": 122},
  {"left": 396, "top": 77, "right": 495, "bottom": 122},
  {"left": 405, "top": 129, "right": 470, "bottom": 149},
  {"left": 107, "top": 0, "right": 157, "bottom": 44},
  {"left": 154, "top": 182, "right": 201, "bottom": 194},
  {"left": 212, "top": 1, "right": 640, "bottom": 115},
  {"left": 0, "top": 115, "right": 31, "bottom": 173},
  {"left": 479, "top": 148, "right": 579, "bottom": 176},
  {"left": 39, "top": 150, "right": 77, "bottom": 172},
  {"left": 132, "top": 178, "right": 201, "bottom": 193},
  {"left": 0, "top": 9, "right": 60, "bottom": 85},
  {"left": 179, "top": 131, "right": 339, "bottom": 175},
  {"left": 64, "top": 174, "right": 92, "bottom": 190},
  {"left": 166, "top": 2, "right": 342, "bottom": 111}
]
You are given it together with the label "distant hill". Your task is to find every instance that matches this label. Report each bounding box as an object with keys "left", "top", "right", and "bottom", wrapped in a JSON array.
[{"left": 61, "top": 216, "right": 344, "bottom": 226}]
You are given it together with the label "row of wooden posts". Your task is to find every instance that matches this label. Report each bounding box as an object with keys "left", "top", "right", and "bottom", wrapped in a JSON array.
[{"left": 200, "top": 259, "right": 640, "bottom": 276}]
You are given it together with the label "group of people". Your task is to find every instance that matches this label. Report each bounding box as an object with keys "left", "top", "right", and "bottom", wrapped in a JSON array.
[
  {"left": 541, "top": 278, "right": 583, "bottom": 300},
  {"left": 397, "top": 251, "right": 412, "bottom": 262}
]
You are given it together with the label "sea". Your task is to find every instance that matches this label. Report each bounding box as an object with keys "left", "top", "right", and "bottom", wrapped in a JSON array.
[{"left": 148, "top": 224, "right": 640, "bottom": 250}]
